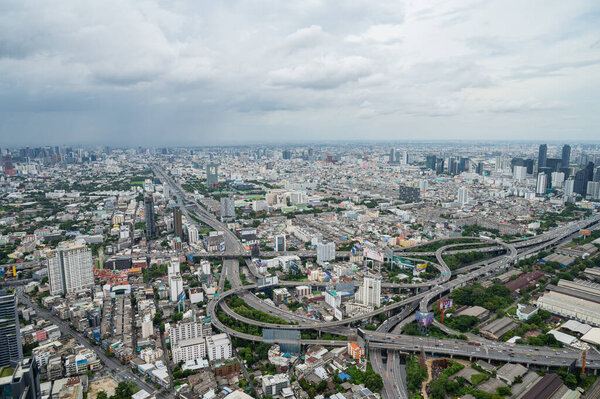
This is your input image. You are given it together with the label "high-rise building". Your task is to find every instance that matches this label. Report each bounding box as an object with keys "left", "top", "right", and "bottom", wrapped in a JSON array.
[
  {"left": 172, "top": 205, "right": 183, "bottom": 240},
  {"left": 587, "top": 181, "right": 600, "bottom": 200},
  {"left": 169, "top": 274, "right": 184, "bottom": 302},
  {"left": 536, "top": 173, "right": 548, "bottom": 196},
  {"left": 513, "top": 165, "right": 527, "bottom": 181},
  {"left": 206, "top": 163, "right": 219, "bottom": 189},
  {"left": 282, "top": 150, "right": 292, "bottom": 160},
  {"left": 551, "top": 172, "right": 565, "bottom": 188},
  {"left": 425, "top": 155, "right": 436, "bottom": 170},
  {"left": 144, "top": 196, "right": 156, "bottom": 239},
  {"left": 398, "top": 185, "right": 420, "bottom": 202},
  {"left": 564, "top": 179, "right": 575, "bottom": 197},
  {"left": 316, "top": 242, "right": 335, "bottom": 265},
  {"left": 389, "top": 149, "right": 396, "bottom": 164},
  {"left": 0, "top": 291, "right": 22, "bottom": 367},
  {"left": 538, "top": 144, "right": 547, "bottom": 169},
  {"left": 274, "top": 235, "right": 286, "bottom": 252},
  {"left": 220, "top": 197, "right": 235, "bottom": 220},
  {"left": 573, "top": 162, "right": 594, "bottom": 196},
  {"left": 476, "top": 161, "right": 484, "bottom": 175},
  {"left": 47, "top": 242, "right": 94, "bottom": 295},
  {"left": 561, "top": 145, "right": 571, "bottom": 169},
  {"left": 457, "top": 187, "right": 469, "bottom": 206},
  {"left": 355, "top": 275, "right": 381, "bottom": 308},
  {"left": 0, "top": 358, "right": 40, "bottom": 399}
]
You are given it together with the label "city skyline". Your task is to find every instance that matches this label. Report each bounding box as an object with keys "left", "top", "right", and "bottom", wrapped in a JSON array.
[{"left": 1, "top": 0, "right": 600, "bottom": 145}]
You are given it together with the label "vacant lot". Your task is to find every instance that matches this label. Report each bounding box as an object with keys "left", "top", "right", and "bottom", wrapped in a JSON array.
[{"left": 88, "top": 377, "right": 118, "bottom": 399}]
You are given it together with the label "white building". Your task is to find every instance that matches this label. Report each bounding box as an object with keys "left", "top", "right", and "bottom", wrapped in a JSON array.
[
  {"left": 206, "top": 333, "right": 232, "bottom": 361},
  {"left": 295, "top": 286, "right": 311, "bottom": 297},
  {"left": 551, "top": 172, "right": 565, "bottom": 188},
  {"left": 316, "top": 242, "right": 336, "bottom": 265},
  {"left": 47, "top": 241, "right": 94, "bottom": 295},
  {"left": 141, "top": 313, "right": 154, "bottom": 338},
  {"left": 169, "top": 274, "right": 184, "bottom": 302},
  {"left": 187, "top": 225, "right": 199, "bottom": 244},
  {"left": 168, "top": 258, "right": 180, "bottom": 276},
  {"left": 324, "top": 290, "right": 341, "bottom": 309},
  {"left": 169, "top": 322, "right": 207, "bottom": 349},
  {"left": 536, "top": 173, "right": 548, "bottom": 196},
  {"left": 513, "top": 165, "right": 527, "bottom": 181},
  {"left": 564, "top": 179, "right": 575, "bottom": 196},
  {"left": 172, "top": 337, "right": 206, "bottom": 363},
  {"left": 355, "top": 275, "right": 381, "bottom": 308},
  {"left": 262, "top": 373, "right": 289, "bottom": 397},
  {"left": 220, "top": 197, "right": 235, "bottom": 219},
  {"left": 457, "top": 187, "right": 469, "bottom": 206}
]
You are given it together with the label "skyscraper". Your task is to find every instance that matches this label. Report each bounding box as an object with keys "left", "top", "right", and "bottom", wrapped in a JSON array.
[
  {"left": 47, "top": 242, "right": 94, "bottom": 295},
  {"left": 573, "top": 162, "right": 594, "bottom": 196},
  {"left": 144, "top": 195, "right": 156, "bottom": 239},
  {"left": 0, "top": 291, "right": 23, "bottom": 367},
  {"left": 206, "top": 163, "right": 219, "bottom": 189},
  {"left": 536, "top": 173, "right": 548, "bottom": 196},
  {"left": 425, "top": 155, "right": 436, "bottom": 170},
  {"left": 538, "top": 144, "right": 547, "bottom": 169},
  {"left": 172, "top": 205, "right": 183, "bottom": 240},
  {"left": 220, "top": 197, "right": 235, "bottom": 220},
  {"left": 0, "top": 358, "right": 40, "bottom": 399},
  {"left": 457, "top": 187, "right": 469, "bottom": 206},
  {"left": 355, "top": 275, "right": 381, "bottom": 308},
  {"left": 561, "top": 145, "right": 571, "bottom": 168}
]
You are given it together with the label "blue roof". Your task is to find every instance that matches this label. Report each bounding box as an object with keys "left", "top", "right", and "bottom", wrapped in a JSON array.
[{"left": 339, "top": 372, "right": 351, "bottom": 381}]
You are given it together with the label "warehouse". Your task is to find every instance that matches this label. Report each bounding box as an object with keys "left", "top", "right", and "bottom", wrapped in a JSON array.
[
  {"left": 480, "top": 317, "right": 518, "bottom": 340},
  {"left": 536, "top": 291, "right": 600, "bottom": 326}
]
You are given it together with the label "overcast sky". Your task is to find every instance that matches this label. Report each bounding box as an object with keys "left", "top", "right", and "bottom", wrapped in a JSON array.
[{"left": 1, "top": 0, "right": 599, "bottom": 146}]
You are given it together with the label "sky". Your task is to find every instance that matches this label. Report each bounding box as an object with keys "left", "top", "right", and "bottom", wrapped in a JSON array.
[{"left": 1, "top": 0, "right": 600, "bottom": 146}]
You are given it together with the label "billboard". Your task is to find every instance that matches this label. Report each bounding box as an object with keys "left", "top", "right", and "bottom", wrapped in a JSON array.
[
  {"left": 415, "top": 311, "right": 435, "bottom": 327},
  {"left": 257, "top": 276, "right": 279, "bottom": 288},
  {"left": 363, "top": 247, "right": 384, "bottom": 262},
  {"left": 416, "top": 263, "right": 427, "bottom": 271},
  {"left": 439, "top": 299, "right": 453, "bottom": 310},
  {"left": 177, "top": 291, "right": 185, "bottom": 302}
]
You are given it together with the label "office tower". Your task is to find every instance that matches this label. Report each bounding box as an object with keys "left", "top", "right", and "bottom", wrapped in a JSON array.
[
  {"left": 457, "top": 187, "right": 469, "bottom": 206},
  {"left": 398, "top": 185, "right": 420, "bottom": 202},
  {"left": 274, "top": 234, "right": 286, "bottom": 252},
  {"left": 551, "top": 172, "right": 565, "bottom": 188},
  {"left": 513, "top": 166, "right": 527, "bottom": 181},
  {"left": 282, "top": 150, "right": 292, "bottom": 160},
  {"left": 144, "top": 195, "right": 156, "bottom": 239},
  {"left": 316, "top": 242, "right": 336, "bottom": 264},
  {"left": 0, "top": 358, "right": 40, "bottom": 399},
  {"left": 561, "top": 145, "right": 571, "bottom": 168},
  {"left": 523, "top": 159, "right": 535, "bottom": 175},
  {"left": 47, "top": 242, "right": 94, "bottom": 295},
  {"left": 476, "top": 161, "right": 484, "bottom": 175},
  {"left": 573, "top": 162, "right": 594, "bottom": 196},
  {"left": 459, "top": 157, "right": 469, "bottom": 173},
  {"left": 163, "top": 183, "right": 171, "bottom": 199},
  {"left": 536, "top": 173, "right": 548, "bottom": 196},
  {"left": 172, "top": 205, "right": 183, "bottom": 239},
  {"left": 2, "top": 155, "right": 15, "bottom": 176},
  {"left": 425, "top": 155, "right": 436, "bottom": 170},
  {"left": 564, "top": 179, "right": 575, "bottom": 197},
  {"left": 389, "top": 148, "right": 395, "bottom": 163},
  {"left": 448, "top": 157, "right": 459, "bottom": 174},
  {"left": 435, "top": 158, "right": 444, "bottom": 174},
  {"left": 206, "top": 163, "right": 219, "bottom": 189},
  {"left": 220, "top": 197, "right": 235, "bottom": 220},
  {"left": 546, "top": 158, "right": 561, "bottom": 172},
  {"left": 0, "top": 291, "right": 22, "bottom": 367},
  {"left": 538, "top": 144, "right": 547, "bottom": 169},
  {"left": 355, "top": 275, "right": 381, "bottom": 308}
]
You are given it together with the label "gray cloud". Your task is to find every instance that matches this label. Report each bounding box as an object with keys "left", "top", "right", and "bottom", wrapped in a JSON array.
[{"left": 0, "top": 0, "right": 599, "bottom": 145}]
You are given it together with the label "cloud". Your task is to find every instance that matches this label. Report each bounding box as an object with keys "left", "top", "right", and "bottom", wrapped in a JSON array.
[
  {"left": 268, "top": 56, "right": 373, "bottom": 90},
  {"left": 0, "top": 0, "right": 599, "bottom": 144},
  {"left": 346, "top": 24, "right": 404, "bottom": 44}
]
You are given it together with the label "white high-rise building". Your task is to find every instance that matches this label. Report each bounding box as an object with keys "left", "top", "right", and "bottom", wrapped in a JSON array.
[
  {"left": 564, "top": 179, "right": 575, "bottom": 197},
  {"left": 324, "top": 290, "right": 341, "bottom": 309},
  {"left": 316, "top": 241, "right": 335, "bottom": 264},
  {"left": 47, "top": 241, "right": 94, "bottom": 295},
  {"left": 220, "top": 197, "right": 235, "bottom": 219},
  {"left": 355, "top": 275, "right": 381, "bottom": 308},
  {"left": 205, "top": 333, "right": 232, "bottom": 361},
  {"left": 587, "top": 181, "right": 600, "bottom": 200},
  {"left": 551, "top": 172, "right": 565, "bottom": 188},
  {"left": 536, "top": 173, "right": 548, "bottom": 197},
  {"left": 457, "top": 187, "right": 469, "bottom": 206},
  {"left": 169, "top": 274, "right": 184, "bottom": 302},
  {"left": 169, "top": 322, "right": 208, "bottom": 349},
  {"left": 513, "top": 165, "right": 527, "bottom": 181},
  {"left": 172, "top": 337, "right": 206, "bottom": 363},
  {"left": 168, "top": 258, "right": 180, "bottom": 276},
  {"left": 141, "top": 313, "right": 154, "bottom": 338},
  {"left": 187, "top": 225, "right": 199, "bottom": 244}
]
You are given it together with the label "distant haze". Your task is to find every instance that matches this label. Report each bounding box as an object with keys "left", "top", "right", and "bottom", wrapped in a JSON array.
[{"left": 1, "top": 0, "right": 600, "bottom": 145}]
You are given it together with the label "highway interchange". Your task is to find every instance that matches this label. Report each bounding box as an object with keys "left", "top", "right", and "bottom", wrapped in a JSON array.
[{"left": 156, "top": 164, "right": 600, "bottom": 398}]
